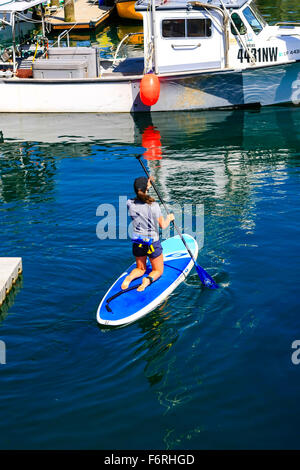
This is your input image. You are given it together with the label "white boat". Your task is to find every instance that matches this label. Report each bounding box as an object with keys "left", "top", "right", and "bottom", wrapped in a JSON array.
[{"left": 0, "top": 0, "right": 300, "bottom": 112}]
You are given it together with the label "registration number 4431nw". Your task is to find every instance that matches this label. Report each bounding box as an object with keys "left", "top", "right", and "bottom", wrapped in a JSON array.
[{"left": 237, "top": 47, "right": 278, "bottom": 63}]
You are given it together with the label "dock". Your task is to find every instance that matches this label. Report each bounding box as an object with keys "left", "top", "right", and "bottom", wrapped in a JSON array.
[
  {"left": 0, "top": 258, "right": 22, "bottom": 307},
  {"left": 45, "top": 0, "right": 115, "bottom": 31}
]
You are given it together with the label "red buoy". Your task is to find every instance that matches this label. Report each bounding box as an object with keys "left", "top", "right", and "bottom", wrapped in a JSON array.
[{"left": 140, "top": 73, "right": 160, "bottom": 107}]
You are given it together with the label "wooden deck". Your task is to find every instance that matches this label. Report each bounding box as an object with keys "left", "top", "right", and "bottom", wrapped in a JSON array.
[{"left": 45, "top": 0, "right": 115, "bottom": 31}]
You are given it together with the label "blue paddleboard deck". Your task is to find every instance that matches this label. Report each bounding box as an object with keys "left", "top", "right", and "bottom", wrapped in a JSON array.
[{"left": 97, "top": 234, "right": 198, "bottom": 326}]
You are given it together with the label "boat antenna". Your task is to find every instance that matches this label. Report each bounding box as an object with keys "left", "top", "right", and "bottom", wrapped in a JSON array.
[{"left": 151, "top": 0, "right": 159, "bottom": 74}]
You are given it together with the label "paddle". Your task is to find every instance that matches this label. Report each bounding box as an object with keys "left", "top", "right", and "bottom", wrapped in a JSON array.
[{"left": 136, "top": 156, "right": 218, "bottom": 289}]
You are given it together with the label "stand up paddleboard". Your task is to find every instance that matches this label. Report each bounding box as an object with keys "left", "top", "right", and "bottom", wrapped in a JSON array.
[{"left": 97, "top": 234, "right": 198, "bottom": 326}]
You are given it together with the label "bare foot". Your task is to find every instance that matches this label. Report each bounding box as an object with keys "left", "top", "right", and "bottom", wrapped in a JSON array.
[
  {"left": 121, "top": 275, "right": 132, "bottom": 290},
  {"left": 137, "top": 278, "right": 151, "bottom": 292}
]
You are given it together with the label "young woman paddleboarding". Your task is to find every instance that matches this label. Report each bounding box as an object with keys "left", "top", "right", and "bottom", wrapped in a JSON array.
[{"left": 121, "top": 176, "right": 174, "bottom": 292}]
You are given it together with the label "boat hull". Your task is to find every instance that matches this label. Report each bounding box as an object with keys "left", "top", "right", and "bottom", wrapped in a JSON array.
[
  {"left": 116, "top": 0, "right": 143, "bottom": 21},
  {"left": 0, "top": 61, "right": 299, "bottom": 113}
]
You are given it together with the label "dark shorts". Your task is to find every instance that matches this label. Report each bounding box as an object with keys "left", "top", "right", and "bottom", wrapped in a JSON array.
[{"left": 132, "top": 240, "right": 163, "bottom": 260}]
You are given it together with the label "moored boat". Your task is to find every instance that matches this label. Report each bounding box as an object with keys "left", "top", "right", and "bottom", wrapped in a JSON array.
[
  {"left": 0, "top": 0, "right": 300, "bottom": 113},
  {"left": 115, "top": 0, "right": 143, "bottom": 21}
]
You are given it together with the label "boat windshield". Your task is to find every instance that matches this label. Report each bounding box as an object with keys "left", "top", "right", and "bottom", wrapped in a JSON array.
[
  {"left": 243, "top": 3, "right": 265, "bottom": 35},
  {"left": 249, "top": 1, "right": 267, "bottom": 27}
]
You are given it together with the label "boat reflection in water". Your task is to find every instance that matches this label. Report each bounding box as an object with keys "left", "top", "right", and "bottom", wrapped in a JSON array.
[
  {"left": 0, "top": 107, "right": 298, "bottom": 210},
  {"left": 0, "top": 139, "right": 57, "bottom": 204},
  {"left": 142, "top": 125, "right": 162, "bottom": 160},
  {"left": 116, "top": 23, "right": 144, "bottom": 45},
  {"left": 0, "top": 105, "right": 299, "bottom": 151}
]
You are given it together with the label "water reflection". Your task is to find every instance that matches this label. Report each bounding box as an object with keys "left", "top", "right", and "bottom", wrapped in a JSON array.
[
  {"left": 0, "top": 142, "right": 56, "bottom": 204},
  {"left": 257, "top": 0, "right": 300, "bottom": 23},
  {"left": 0, "top": 106, "right": 299, "bottom": 207},
  {"left": 142, "top": 125, "right": 162, "bottom": 160},
  {"left": 0, "top": 275, "right": 23, "bottom": 325},
  {"left": 0, "top": 113, "right": 136, "bottom": 143},
  {"left": 134, "top": 303, "right": 178, "bottom": 387},
  {"left": 1, "top": 107, "right": 299, "bottom": 150},
  {"left": 47, "top": 20, "right": 144, "bottom": 59}
]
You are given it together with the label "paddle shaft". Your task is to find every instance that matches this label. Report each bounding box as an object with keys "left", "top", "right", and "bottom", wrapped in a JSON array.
[{"left": 136, "top": 156, "right": 197, "bottom": 264}]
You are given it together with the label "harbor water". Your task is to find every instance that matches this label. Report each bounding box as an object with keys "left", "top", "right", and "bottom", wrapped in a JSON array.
[{"left": 0, "top": 0, "right": 300, "bottom": 450}]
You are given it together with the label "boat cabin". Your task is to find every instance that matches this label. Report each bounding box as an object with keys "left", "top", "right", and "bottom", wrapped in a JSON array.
[
  {"left": 137, "top": 0, "right": 229, "bottom": 73},
  {"left": 135, "top": 0, "right": 300, "bottom": 74}
]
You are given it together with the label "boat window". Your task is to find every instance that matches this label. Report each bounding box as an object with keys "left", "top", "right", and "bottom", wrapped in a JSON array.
[
  {"left": 231, "top": 13, "right": 247, "bottom": 36},
  {"left": 249, "top": 1, "right": 267, "bottom": 27},
  {"left": 162, "top": 19, "right": 185, "bottom": 38},
  {"left": 187, "top": 19, "right": 212, "bottom": 37},
  {"left": 243, "top": 6, "right": 264, "bottom": 34},
  {"left": 162, "top": 19, "right": 212, "bottom": 38}
]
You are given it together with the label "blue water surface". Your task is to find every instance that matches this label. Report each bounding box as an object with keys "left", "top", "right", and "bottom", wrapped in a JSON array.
[{"left": 0, "top": 105, "right": 299, "bottom": 450}]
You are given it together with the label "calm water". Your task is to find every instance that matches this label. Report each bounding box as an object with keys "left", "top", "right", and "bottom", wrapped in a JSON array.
[{"left": 0, "top": 1, "right": 300, "bottom": 451}]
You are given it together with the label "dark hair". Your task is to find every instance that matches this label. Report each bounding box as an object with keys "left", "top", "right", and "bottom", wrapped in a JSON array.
[{"left": 135, "top": 189, "right": 155, "bottom": 205}]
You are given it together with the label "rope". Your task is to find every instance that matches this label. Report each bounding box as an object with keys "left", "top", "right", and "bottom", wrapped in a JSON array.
[
  {"left": 143, "top": 0, "right": 153, "bottom": 74},
  {"left": 15, "top": 12, "right": 43, "bottom": 24},
  {"left": 32, "top": 40, "right": 39, "bottom": 63}
]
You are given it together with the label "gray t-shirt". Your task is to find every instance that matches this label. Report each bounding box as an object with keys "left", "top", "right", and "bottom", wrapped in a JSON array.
[{"left": 127, "top": 198, "right": 162, "bottom": 242}]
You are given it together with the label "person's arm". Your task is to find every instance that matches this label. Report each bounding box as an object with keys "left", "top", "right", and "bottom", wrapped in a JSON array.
[{"left": 158, "top": 213, "right": 175, "bottom": 230}]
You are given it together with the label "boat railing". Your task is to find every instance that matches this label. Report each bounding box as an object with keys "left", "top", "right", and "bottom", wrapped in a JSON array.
[
  {"left": 267, "top": 21, "right": 300, "bottom": 40},
  {"left": 57, "top": 29, "right": 70, "bottom": 48},
  {"left": 112, "top": 32, "right": 143, "bottom": 66},
  {"left": 275, "top": 22, "right": 300, "bottom": 27}
]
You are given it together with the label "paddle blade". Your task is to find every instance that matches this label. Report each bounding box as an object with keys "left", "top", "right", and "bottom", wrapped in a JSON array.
[{"left": 195, "top": 263, "right": 219, "bottom": 289}]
